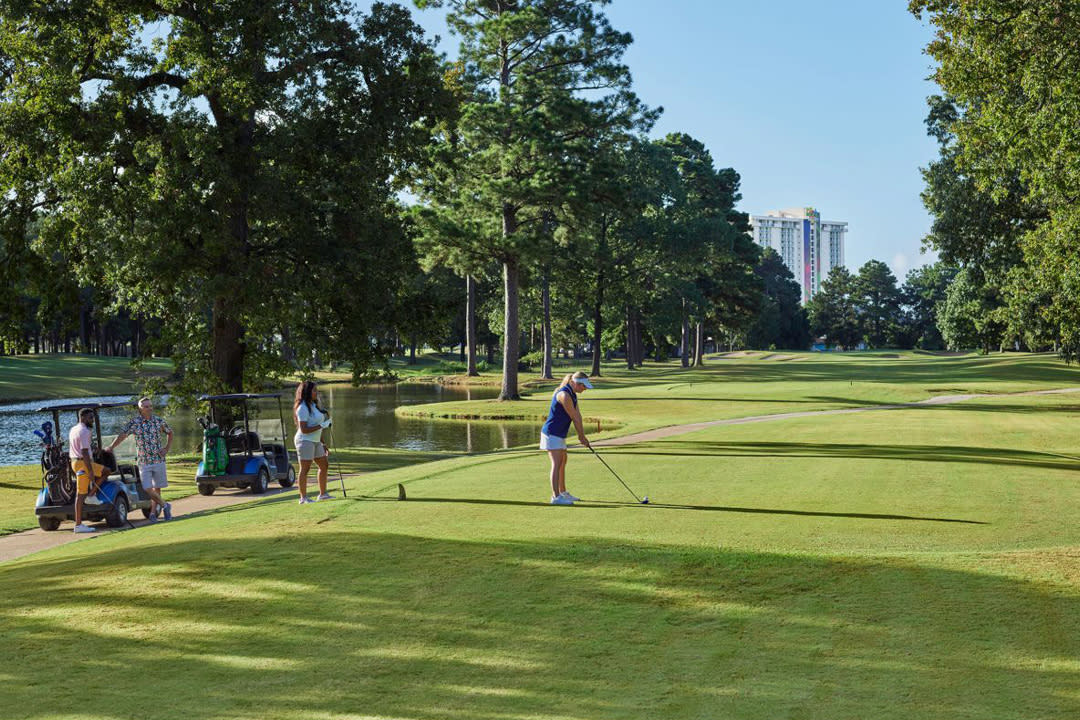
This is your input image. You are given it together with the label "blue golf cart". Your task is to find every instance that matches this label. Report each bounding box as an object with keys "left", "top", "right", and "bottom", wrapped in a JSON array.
[
  {"left": 195, "top": 393, "right": 295, "bottom": 496},
  {"left": 34, "top": 401, "right": 156, "bottom": 531}
]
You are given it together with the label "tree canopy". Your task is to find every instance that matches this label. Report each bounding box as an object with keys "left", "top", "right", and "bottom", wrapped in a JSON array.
[
  {"left": 912, "top": 0, "right": 1080, "bottom": 356},
  {"left": 0, "top": 1, "right": 450, "bottom": 392}
]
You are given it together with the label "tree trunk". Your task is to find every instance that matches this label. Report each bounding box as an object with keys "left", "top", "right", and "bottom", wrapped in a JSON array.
[
  {"left": 591, "top": 213, "right": 608, "bottom": 377},
  {"left": 630, "top": 310, "right": 639, "bottom": 367},
  {"left": 625, "top": 307, "right": 635, "bottom": 370},
  {"left": 497, "top": 41, "right": 520, "bottom": 401},
  {"left": 680, "top": 300, "right": 690, "bottom": 368},
  {"left": 466, "top": 275, "right": 479, "bottom": 376},
  {"left": 80, "top": 303, "right": 90, "bottom": 353},
  {"left": 499, "top": 257, "right": 521, "bottom": 400},
  {"left": 541, "top": 269, "right": 553, "bottom": 380},
  {"left": 212, "top": 296, "right": 245, "bottom": 392},
  {"left": 409, "top": 336, "right": 417, "bottom": 365},
  {"left": 694, "top": 321, "right": 705, "bottom": 367},
  {"left": 209, "top": 104, "right": 255, "bottom": 392},
  {"left": 591, "top": 276, "right": 603, "bottom": 378}
]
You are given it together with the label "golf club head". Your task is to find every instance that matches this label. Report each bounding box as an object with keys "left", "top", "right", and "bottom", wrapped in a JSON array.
[{"left": 641, "top": 496, "right": 649, "bottom": 504}]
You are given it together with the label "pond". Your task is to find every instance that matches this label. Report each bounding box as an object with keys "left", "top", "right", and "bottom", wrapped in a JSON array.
[{"left": 0, "top": 383, "right": 539, "bottom": 467}]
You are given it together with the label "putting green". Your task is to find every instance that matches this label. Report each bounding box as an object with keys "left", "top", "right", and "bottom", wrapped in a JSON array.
[{"left": 1, "top": 353, "right": 1078, "bottom": 719}]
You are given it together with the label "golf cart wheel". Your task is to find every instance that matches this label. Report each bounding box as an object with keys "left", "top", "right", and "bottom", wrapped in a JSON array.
[
  {"left": 198, "top": 484, "right": 215, "bottom": 496},
  {"left": 250, "top": 467, "right": 269, "bottom": 495},
  {"left": 106, "top": 494, "right": 130, "bottom": 528},
  {"left": 38, "top": 516, "right": 61, "bottom": 532},
  {"left": 279, "top": 465, "right": 296, "bottom": 489}
]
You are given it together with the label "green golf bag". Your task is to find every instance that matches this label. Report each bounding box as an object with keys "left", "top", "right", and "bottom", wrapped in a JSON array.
[{"left": 201, "top": 421, "right": 228, "bottom": 476}]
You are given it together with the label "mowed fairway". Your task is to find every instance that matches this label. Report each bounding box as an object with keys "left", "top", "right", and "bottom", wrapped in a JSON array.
[{"left": 2, "top": 354, "right": 1079, "bottom": 719}]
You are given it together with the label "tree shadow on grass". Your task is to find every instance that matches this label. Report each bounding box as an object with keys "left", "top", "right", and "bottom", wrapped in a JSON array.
[
  {"left": 360, "top": 496, "right": 985, "bottom": 525},
  {"left": 0, "top": 533, "right": 1076, "bottom": 719},
  {"left": 612, "top": 440, "right": 1080, "bottom": 474}
]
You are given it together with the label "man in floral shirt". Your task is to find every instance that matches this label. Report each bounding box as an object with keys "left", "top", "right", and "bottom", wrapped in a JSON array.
[{"left": 109, "top": 397, "right": 174, "bottom": 520}]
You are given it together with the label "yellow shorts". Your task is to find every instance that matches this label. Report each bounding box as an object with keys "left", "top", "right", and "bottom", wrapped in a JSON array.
[{"left": 71, "top": 460, "right": 107, "bottom": 494}]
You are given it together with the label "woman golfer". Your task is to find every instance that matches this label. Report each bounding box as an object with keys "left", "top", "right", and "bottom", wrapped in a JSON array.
[
  {"left": 540, "top": 371, "right": 593, "bottom": 505},
  {"left": 293, "top": 380, "right": 332, "bottom": 504}
]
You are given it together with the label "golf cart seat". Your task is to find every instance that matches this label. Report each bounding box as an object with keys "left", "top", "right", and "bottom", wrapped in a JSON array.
[{"left": 226, "top": 430, "right": 261, "bottom": 454}]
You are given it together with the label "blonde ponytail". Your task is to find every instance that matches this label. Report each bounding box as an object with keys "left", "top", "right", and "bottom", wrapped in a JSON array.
[{"left": 554, "top": 371, "right": 589, "bottom": 397}]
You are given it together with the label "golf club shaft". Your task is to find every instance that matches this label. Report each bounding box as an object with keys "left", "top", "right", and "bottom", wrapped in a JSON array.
[
  {"left": 590, "top": 447, "right": 643, "bottom": 503},
  {"left": 326, "top": 427, "right": 347, "bottom": 498}
]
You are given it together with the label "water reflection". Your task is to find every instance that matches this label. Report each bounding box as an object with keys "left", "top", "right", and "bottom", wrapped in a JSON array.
[{"left": 0, "top": 384, "right": 538, "bottom": 467}]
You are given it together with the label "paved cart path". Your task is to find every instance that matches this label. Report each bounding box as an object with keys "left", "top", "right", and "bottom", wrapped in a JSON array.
[
  {"left": 0, "top": 485, "right": 305, "bottom": 564},
  {"left": 3, "top": 386, "right": 1078, "bottom": 564}
]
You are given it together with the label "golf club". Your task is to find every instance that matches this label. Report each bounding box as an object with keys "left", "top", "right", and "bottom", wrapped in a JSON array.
[
  {"left": 323, "top": 422, "right": 348, "bottom": 498},
  {"left": 589, "top": 447, "right": 649, "bottom": 504}
]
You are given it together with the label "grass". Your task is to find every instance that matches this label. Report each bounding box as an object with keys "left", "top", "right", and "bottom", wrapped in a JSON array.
[
  {"left": 397, "top": 350, "right": 1080, "bottom": 437},
  {"left": 0, "top": 458, "right": 200, "bottom": 536},
  {"left": 315, "top": 350, "right": 602, "bottom": 386},
  {"left": 0, "top": 448, "right": 453, "bottom": 537},
  {"left": 0, "top": 354, "right": 174, "bottom": 402},
  {"left": 0, "top": 351, "right": 502, "bottom": 400},
  {"left": 1, "top": 353, "right": 1079, "bottom": 718}
]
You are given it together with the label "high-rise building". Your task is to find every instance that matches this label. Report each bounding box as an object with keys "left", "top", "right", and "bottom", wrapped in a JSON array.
[{"left": 750, "top": 207, "right": 847, "bottom": 303}]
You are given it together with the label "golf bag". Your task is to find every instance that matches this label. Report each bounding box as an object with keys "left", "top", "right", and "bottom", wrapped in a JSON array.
[
  {"left": 41, "top": 443, "right": 74, "bottom": 505},
  {"left": 200, "top": 419, "right": 228, "bottom": 476}
]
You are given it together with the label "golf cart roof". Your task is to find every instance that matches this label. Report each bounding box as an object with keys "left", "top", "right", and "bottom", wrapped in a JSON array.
[
  {"left": 37, "top": 401, "right": 135, "bottom": 413},
  {"left": 198, "top": 393, "right": 282, "bottom": 401}
]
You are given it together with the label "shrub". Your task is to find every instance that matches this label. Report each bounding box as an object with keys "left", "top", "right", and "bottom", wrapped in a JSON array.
[{"left": 519, "top": 350, "right": 544, "bottom": 370}]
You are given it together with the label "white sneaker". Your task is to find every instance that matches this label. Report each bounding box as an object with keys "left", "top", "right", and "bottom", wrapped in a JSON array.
[
  {"left": 550, "top": 495, "right": 574, "bottom": 506},
  {"left": 298, "top": 497, "right": 314, "bottom": 505},
  {"left": 560, "top": 491, "right": 580, "bottom": 502},
  {"left": 317, "top": 493, "right": 333, "bottom": 501},
  {"left": 73, "top": 524, "right": 96, "bottom": 534}
]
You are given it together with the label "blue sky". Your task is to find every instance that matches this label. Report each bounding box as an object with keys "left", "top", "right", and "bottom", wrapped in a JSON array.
[{"left": 397, "top": 0, "right": 940, "bottom": 281}]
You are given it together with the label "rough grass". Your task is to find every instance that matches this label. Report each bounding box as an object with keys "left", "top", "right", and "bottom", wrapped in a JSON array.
[
  {"left": 0, "top": 458, "right": 199, "bottom": 536},
  {"left": 0, "top": 354, "right": 173, "bottom": 402}
]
